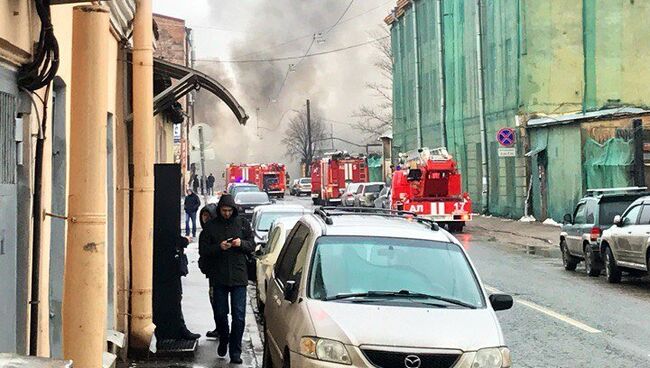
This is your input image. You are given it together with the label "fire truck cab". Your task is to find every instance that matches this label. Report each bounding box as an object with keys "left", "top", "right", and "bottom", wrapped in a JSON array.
[
  {"left": 261, "top": 163, "right": 286, "bottom": 198},
  {"left": 311, "top": 152, "right": 368, "bottom": 205},
  {"left": 225, "top": 163, "right": 261, "bottom": 189},
  {"left": 391, "top": 148, "right": 472, "bottom": 232}
]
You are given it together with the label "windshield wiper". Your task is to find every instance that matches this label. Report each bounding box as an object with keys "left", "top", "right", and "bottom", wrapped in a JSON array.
[{"left": 324, "top": 290, "right": 477, "bottom": 309}]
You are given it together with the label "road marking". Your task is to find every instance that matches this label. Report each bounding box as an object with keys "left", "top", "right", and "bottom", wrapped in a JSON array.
[{"left": 485, "top": 285, "right": 601, "bottom": 334}]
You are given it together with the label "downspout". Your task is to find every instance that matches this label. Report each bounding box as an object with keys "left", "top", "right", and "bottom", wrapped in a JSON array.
[
  {"left": 474, "top": 0, "right": 489, "bottom": 213},
  {"left": 130, "top": 0, "right": 156, "bottom": 350},
  {"left": 411, "top": 0, "right": 422, "bottom": 147},
  {"left": 63, "top": 5, "right": 109, "bottom": 367},
  {"left": 436, "top": 0, "right": 447, "bottom": 147}
]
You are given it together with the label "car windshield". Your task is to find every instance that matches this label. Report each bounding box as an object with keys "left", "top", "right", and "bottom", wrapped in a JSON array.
[
  {"left": 232, "top": 185, "right": 260, "bottom": 196},
  {"left": 300, "top": 178, "right": 311, "bottom": 184},
  {"left": 365, "top": 184, "right": 383, "bottom": 193},
  {"left": 256, "top": 212, "right": 304, "bottom": 231},
  {"left": 309, "top": 236, "right": 484, "bottom": 308},
  {"left": 235, "top": 192, "right": 269, "bottom": 204}
]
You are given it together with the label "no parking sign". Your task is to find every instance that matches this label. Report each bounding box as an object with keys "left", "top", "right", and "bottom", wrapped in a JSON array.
[{"left": 497, "top": 128, "right": 516, "bottom": 147}]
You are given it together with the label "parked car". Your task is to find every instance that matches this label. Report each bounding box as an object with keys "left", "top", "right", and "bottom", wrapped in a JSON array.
[
  {"left": 374, "top": 186, "right": 391, "bottom": 209},
  {"left": 599, "top": 195, "right": 650, "bottom": 283},
  {"left": 561, "top": 189, "right": 648, "bottom": 277},
  {"left": 294, "top": 177, "right": 311, "bottom": 196},
  {"left": 234, "top": 191, "right": 272, "bottom": 220},
  {"left": 263, "top": 207, "right": 513, "bottom": 368},
  {"left": 255, "top": 216, "right": 302, "bottom": 313},
  {"left": 289, "top": 179, "right": 300, "bottom": 196},
  {"left": 251, "top": 204, "right": 310, "bottom": 245},
  {"left": 228, "top": 182, "right": 261, "bottom": 197},
  {"left": 340, "top": 182, "right": 362, "bottom": 207},
  {"left": 353, "top": 182, "right": 385, "bottom": 207}
]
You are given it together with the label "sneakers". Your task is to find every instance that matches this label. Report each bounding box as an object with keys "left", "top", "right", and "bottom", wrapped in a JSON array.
[
  {"left": 230, "top": 357, "right": 243, "bottom": 365},
  {"left": 217, "top": 339, "right": 228, "bottom": 357},
  {"left": 206, "top": 329, "right": 218, "bottom": 339},
  {"left": 181, "top": 330, "right": 200, "bottom": 340}
]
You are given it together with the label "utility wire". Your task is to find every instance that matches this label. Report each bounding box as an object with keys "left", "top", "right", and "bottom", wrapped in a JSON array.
[
  {"left": 195, "top": 36, "right": 389, "bottom": 64},
  {"left": 324, "top": 0, "right": 355, "bottom": 36}
]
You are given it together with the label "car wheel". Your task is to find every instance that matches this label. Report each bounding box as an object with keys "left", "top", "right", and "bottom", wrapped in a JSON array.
[
  {"left": 604, "top": 246, "right": 622, "bottom": 283},
  {"left": 262, "top": 332, "right": 274, "bottom": 368},
  {"left": 560, "top": 240, "right": 578, "bottom": 271},
  {"left": 584, "top": 245, "right": 601, "bottom": 277}
]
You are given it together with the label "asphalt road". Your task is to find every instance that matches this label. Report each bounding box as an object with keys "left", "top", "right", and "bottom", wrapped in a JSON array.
[{"left": 281, "top": 195, "right": 650, "bottom": 368}]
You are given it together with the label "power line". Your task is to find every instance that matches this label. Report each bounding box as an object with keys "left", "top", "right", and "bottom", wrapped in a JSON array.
[
  {"left": 324, "top": 0, "right": 355, "bottom": 36},
  {"left": 195, "top": 36, "right": 389, "bottom": 64}
]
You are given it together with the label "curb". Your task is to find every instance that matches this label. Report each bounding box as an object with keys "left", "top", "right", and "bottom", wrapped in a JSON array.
[
  {"left": 468, "top": 224, "right": 562, "bottom": 259},
  {"left": 246, "top": 286, "right": 264, "bottom": 367}
]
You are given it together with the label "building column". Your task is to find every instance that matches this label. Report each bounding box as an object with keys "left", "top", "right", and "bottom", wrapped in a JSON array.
[
  {"left": 129, "top": 0, "right": 156, "bottom": 350},
  {"left": 63, "top": 5, "right": 109, "bottom": 367}
]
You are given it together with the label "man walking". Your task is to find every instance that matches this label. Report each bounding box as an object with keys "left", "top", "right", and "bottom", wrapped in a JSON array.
[
  {"left": 207, "top": 173, "right": 215, "bottom": 195},
  {"left": 199, "top": 194, "right": 254, "bottom": 364},
  {"left": 184, "top": 188, "right": 200, "bottom": 239}
]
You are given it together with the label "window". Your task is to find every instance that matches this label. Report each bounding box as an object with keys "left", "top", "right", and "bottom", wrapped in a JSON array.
[
  {"left": 275, "top": 224, "right": 310, "bottom": 284},
  {"left": 355, "top": 185, "right": 363, "bottom": 194},
  {"left": 573, "top": 203, "right": 587, "bottom": 224},
  {"left": 623, "top": 205, "right": 642, "bottom": 226},
  {"left": 638, "top": 205, "right": 650, "bottom": 225},
  {"left": 585, "top": 201, "right": 596, "bottom": 224},
  {"left": 264, "top": 227, "right": 281, "bottom": 255}
]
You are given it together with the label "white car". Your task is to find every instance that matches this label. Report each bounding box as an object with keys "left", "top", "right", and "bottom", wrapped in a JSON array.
[
  {"left": 341, "top": 183, "right": 362, "bottom": 207},
  {"left": 255, "top": 216, "right": 302, "bottom": 313},
  {"left": 250, "top": 204, "right": 310, "bottom": 245}
]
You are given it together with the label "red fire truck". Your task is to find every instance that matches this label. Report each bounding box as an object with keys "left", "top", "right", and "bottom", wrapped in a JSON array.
[
  {"left": 225, "top": 163, "right": 286, "bottom": 198},
  {"left": 311, "top": 152, "right": 369, "bottom": 205},
  {"left": 260, "top": 163, "right": 287, "bottom": 198},
  {"left": 391, "top": 148, "right": 472, "bottom": 232}
]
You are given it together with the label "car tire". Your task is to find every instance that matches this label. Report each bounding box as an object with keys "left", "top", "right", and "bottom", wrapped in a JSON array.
[
  {"left": 584, "top": 245, "right": 601, "bottom": 277},
  {"left": 561, "top": 240, "right": 579, "bottom": 271},
  {"left": 604, "top": 246, "right": 622, "bottom": 283},
  {"left": 262, "top": 332, "right": 273, "bottom": 368}
]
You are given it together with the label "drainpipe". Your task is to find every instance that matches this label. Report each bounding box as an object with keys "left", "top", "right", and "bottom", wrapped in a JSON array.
[
  {"left": 63, "top": 5, "right": 109, "bottom": 367},
  {"left": 436, "top": 0, "right": 447, "bottom": 147},
  {"left": 411, "top": 0, "right": 422, "bottom": 147},
  {"left": 130, "top": 0, "right": 156, "bottom": 350},
  {"left": 475, "top": 0, "right": 489, "bottom": 213}
]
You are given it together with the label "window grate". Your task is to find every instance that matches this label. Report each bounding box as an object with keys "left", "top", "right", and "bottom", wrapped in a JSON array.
[{"left": 0, "top": 92, "right": 16, "bottom": 184}]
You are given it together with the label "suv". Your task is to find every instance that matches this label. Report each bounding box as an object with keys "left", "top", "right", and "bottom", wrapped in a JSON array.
[
  {"left": 560, "top": 189, "right": 648, "bottom": 277},
  {"left": 353, "top": 182, "right": 385, "bottom": 207},
  {"left": 263, "top": 208, "right": 513, "bottom": 368},
  {"left": 600, "top": 195, "right": 650, "bottom": 283}
]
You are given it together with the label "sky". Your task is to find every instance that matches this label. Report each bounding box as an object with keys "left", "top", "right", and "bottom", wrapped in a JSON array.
[{"left": 153, "top": 0, "right": 394, "bottom": 180}]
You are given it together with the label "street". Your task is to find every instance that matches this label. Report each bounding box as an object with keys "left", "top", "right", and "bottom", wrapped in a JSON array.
[{"left": 277, "top": 196, "right": 650, "bottom": 368}]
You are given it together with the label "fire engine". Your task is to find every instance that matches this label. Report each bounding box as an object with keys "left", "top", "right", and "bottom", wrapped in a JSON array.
[
  {"left": 224, "top": 163, "right": 286, "bottom": 198},
  {"left": 391, "top": 147, "right": 472, "bottom": 232},
  {"left": 260, "top": 163, "right": 286, "bottom": 198},
  {"left": 311, "top": 152, "right": 368, "bottom": 205}
]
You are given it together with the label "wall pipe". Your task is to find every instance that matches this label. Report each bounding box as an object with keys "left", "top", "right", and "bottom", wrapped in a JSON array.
[
  {"left": 62, "top": 5, "right": 109, "bottom": 367},
  {"left": 436, "top": 0, "right": 447, "bottom": 147},
  {"left": 129, "top": 0, "right": 156, "bottom": 350},
  {"left": 474, "top": 0, "right": 490, "bottom": 213},
  {"left": 411, "top": 0, "right": 422, "bottom": 147}
]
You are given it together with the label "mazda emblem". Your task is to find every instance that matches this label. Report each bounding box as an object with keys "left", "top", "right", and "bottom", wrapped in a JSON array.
[{"left": 404, "top": 355, "right": 422, "bottom": 368}]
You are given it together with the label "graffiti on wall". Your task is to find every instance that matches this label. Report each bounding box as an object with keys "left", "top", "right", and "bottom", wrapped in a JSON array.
[{"left": 585, "top": 126, "right": 634, "bottom": 143}]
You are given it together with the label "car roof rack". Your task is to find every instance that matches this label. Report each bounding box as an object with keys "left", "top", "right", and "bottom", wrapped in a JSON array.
[
  {"left": 586, "top": 186, "right": 648, "bottom": 196},
  {"left": 314, "top": 207, "right": 440, "bottom": 231}
]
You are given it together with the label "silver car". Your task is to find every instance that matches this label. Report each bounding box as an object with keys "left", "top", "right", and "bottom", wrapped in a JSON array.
[
  {"left": 263, "top": 208, "right": 513, "bottom": 368},
  {"left": 251, "top": 204, "right": 310, "bottom": 245},
  {"left": 600, "top": 196, "right": 650, "bottom": 283},
  {"left": 353, "top": 182, "right": 386, "bottom": 207},
  {"left": 341, "top": 183, "right": 362, "bottom": 207}
]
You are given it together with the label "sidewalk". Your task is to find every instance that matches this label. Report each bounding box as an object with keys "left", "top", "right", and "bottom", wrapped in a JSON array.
[
  {"left": 466, "top": 215, "right": 562, "bottom": 258},
  {"left": 120, "top": 238, "right": 263, "bottom": 368}
]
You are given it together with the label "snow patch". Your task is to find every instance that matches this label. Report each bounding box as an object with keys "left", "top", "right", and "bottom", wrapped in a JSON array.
[
  {"left": 519, "top": 215, "right": 537, "bottom": 223},
  {"left": 542, "top": 218, "right": 562, "bottom": 227}
]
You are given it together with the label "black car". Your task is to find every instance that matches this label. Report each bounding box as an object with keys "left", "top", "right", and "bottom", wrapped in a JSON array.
[
  {"left": 560, "top": 188, "right": 650, "bottom": 276},
  {"left": 234, "top": 191, "right": 272, "bottom": 220}
]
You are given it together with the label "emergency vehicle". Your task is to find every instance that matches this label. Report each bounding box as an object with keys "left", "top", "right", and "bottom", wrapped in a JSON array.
[
  {"left": 391, "top": 147, "right": 472, "bottom": 232},
  {"left": 260, "top": 163, "right": 286, "bottom": 198},
  {"left": 225, "top": 163, "right": 261, "bottom": 189},
  {"left": 311, "top": 152, "right": 369, "bottom": 205}
]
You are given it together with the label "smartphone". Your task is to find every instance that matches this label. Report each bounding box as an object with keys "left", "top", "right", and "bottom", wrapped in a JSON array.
[{"left": 226, "top": 237, "right": 235, "bottom": 243}]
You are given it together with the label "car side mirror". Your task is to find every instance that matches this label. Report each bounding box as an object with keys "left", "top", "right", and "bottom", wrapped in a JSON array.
[
  {"left": 489, "top": 294, "right": 513, "bottom": 311},
  {"left": 283, "top": 280, "right": 299, "bottom": 303},
  {"left": 613, "top": 215, "right": 622, "bottom": 227},
  {"left": 563, "top": 214, "right": 572, "bottom": 224}
]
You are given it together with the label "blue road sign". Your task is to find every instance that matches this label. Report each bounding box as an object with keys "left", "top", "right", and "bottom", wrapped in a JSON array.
[{"left": 497, "top": 128, "right": 515, "bottom": 147}]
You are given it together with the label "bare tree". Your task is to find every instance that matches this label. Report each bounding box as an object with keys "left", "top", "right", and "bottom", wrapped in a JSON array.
[
  {"left": 282, "top": 107, "right": 328, "bottom": 172},
  {"left": 352, "top": 27, "right": 393, "bottom": 138}
]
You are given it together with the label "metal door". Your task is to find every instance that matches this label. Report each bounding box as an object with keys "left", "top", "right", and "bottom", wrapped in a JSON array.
[{"left": 0, "top": 89, "right": 18, "bottom": 352}]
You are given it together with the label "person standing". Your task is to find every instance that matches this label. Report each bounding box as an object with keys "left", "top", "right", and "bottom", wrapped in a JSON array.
[
  {"left": 184, "top": 188, "right": 200, "bottom": 239},
  {"left": 191, "top": 173, "right": 200, "bottom": 194},
  {"left": 200, "top": 174, "right": 206, "bottom": 195},
  {"left": 199, "top": 194, "right": 254, "bottom": 365},
  {"left": 207, "top": 173, "right": 215, "bottom": 195}
]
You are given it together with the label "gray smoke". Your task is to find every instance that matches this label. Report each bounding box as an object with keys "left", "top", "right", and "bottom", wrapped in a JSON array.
[{"left": 191, "top": 0, "right": 393, "bottom": 185}]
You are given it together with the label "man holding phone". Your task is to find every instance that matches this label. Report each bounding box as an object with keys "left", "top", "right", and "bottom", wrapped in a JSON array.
[{"left": 198, "top": 194, "right": 254, "bottom": 365}]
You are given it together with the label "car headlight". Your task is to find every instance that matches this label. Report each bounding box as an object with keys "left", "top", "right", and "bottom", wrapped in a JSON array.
[
  {"left": 471, "top": 347, "right": 511, "bottom": 368},
  {"left": 300, "top": 337, "right": 351, "bottom": 365}
]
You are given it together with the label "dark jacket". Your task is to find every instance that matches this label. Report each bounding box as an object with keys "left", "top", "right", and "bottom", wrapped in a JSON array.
[
  {"left": 207, "top": 175, "right": 215, "bottom": 187},
  {"left": 184, "top": 192, "right": 201, "bottom": 213},
  {"left": 199, "top": 194, "right": 255, "bottom": 287},
  {"left": 199, "top": 203, "right": 218, "bottom": 227}
]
